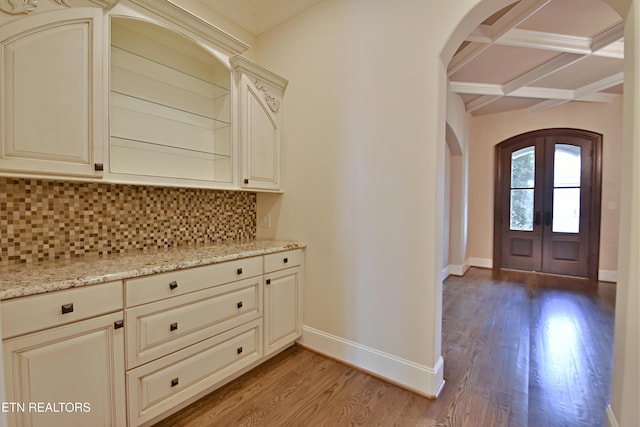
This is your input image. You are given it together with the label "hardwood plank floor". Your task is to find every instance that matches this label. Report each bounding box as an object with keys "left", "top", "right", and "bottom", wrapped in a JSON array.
[{"left": 153, "top": 267, "right": 615, "bottom": 427}]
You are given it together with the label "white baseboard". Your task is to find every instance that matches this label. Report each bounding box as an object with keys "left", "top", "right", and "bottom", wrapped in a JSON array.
[
  {"left": 442, "top": 265, "right": 450, "bottom": 281},
  {"left": 599, "top": 270, "right": 618, "bottom": 283},
  {"left": 298, "top": 326, "right": 445, "bottom": 398},
  {"left": 469, "top": 257, "right": 493, "bottom": 269},
  {"left": 447, "top": 262, "right": 470, "bottom": 277},
  {"left": 605, "top": 404, "right": 619, "bottom": 427}
]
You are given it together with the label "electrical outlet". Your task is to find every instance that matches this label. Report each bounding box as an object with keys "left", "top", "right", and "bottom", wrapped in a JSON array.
[{"left": 260, "top": 214, "right": 271, "bottom": 228}]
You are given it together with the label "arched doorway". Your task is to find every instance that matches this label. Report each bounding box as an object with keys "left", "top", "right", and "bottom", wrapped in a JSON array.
[{"left": 493, "top": 128, "right": 602, "bottom": 279}]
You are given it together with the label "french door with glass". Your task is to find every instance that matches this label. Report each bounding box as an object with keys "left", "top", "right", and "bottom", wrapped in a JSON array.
[{"left": 493, "top": 129, "right": 602, "bottom": 279}]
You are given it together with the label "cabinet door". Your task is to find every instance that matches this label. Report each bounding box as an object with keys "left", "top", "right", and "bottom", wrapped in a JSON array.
[
  {"left": 3, "top": 312, "right": 126, "bottom": 427},
  {"left": 264, "top": 266, "right": 302, "bottom": 355},
  {"left": 0, "top": 8, "right": 103, "bottom": 178},
  {"left": 237, "top": 74, "right": 281, "bottom": 191}
]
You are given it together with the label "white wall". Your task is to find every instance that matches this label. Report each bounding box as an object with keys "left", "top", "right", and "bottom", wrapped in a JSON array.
[
  {"left": 446, "top": 87, "right": 472, "bottom": 276},
  {"left": 253, "top": 0, "right": 514, "bottom": 396},
  {"left": 609, "top": 1, "right": 640, "bottom": 425}
]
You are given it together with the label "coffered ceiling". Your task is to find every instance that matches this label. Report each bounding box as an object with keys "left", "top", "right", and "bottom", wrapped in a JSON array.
[
  {"left": 198, "top": 0, "right": 624, "bottom": 116},
  {"left": 449, "top": 0, "right": 624, "bottom": 115}
]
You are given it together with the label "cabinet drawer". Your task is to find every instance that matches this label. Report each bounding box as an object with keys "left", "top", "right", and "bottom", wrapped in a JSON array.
[
  {"left": 126, "top": 277, "right": 261, "bottom": 368},
  {"left": 1, "top": 281, "right": 123, "bottom": 339},
  {"left": 127, "top": 319, "right": 262, "bottom": 426},
  {"left": 125, "top": 256, "right": 262, "bottom": 307},
  {"left": 264, "top": 249, "right": 303, "bottom": 273}
]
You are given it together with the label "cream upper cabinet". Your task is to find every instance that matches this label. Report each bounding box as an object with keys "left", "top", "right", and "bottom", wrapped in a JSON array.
[
  {"left": 108, "top": 16, "right": 234, "bottom": 186},
  {"left": 0, "top": 7, "right": 104, "bottom": 178},
  {"left": 0, "top": 0, "right": 291, "bottom": 191},
  {"left": 231, "top": 56, "right": 288, "bottom": 191}
]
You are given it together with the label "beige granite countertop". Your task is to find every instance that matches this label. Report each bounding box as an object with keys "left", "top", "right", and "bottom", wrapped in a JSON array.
[{"left": 0, "top": 240, "right": 306, "bottom": 300}]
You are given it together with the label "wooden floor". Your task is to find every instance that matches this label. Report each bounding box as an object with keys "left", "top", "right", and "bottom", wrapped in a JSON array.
[{"left": 154, "top": 268, "right": 615, "bottom": 427}]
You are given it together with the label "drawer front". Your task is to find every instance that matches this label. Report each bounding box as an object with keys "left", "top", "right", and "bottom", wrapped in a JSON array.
[
  {"left": 125, "top": 256, "right": 262, "bottom": 307},
  {"left": 127, "top": 319, "right": 262, "bottom": 426},
  {"left": 264, "top": 249, "right": 303, "bottom": 273},
  {"left": 126, "top": 277, "right": 262, "bottom": 368},
  {"left": 1, "top": 281, "right": 123, "bottom": 339}
]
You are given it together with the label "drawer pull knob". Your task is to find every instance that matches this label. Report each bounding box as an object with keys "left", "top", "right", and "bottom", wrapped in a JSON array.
[
  {"left": 94, "top": 163, "right": 104, "bottom": 171},
  {"left": 244, "top": 179, "right": 249, "bottom": 184},
  {"left": 237, "top": 301, "right": 243, "bottom": 309},
  {"left": 114, "top": 320, "right": 124, "bottom": 330},
  {"left": 170, "top": 322, "right": 178, "bottom": 331},
  {"left": 266, "top": 279, "right": 271, "bottom": 285},
  {"left": 61, "top": 303, "right": 74, "bottom": 314},
  {"left": 237, "top": 268, "right": 243, "bottom": 275},
  {"left": 169, "top": 281, "right": 178, "bottom": 290},
  {"left": 171, "top": 378, "right": 179, "bottom": 387},
  {"left": 237, "top": 347, "right": 243, "bottom": 355},
  {"left": 284, "top": 257, "right": 289, "bottom": 263}
]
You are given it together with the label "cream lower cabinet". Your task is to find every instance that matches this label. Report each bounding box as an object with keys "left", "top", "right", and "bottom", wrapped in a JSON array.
[
  {"left": 1, "top": 282, "right": 126, "bottom": 427},
  {"left": 0, "top": 249, "right": 304, "bottom": 427},
  {"left": 264, "top": 250, "right": 304, "bottom": 356},
  {"left": 124, "top": 257, "right": 266, "bottom": 426}
]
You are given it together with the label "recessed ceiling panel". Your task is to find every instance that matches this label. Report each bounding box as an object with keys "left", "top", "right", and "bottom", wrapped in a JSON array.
[
  {"left": 534, "top": 55, "right": 624, "bottom": 90},
  {"left": 517, "top": 0, "right": 622, "bottom": 37},
  {"left": 450, "top": 45, "right": 561, "bottom": 85}
]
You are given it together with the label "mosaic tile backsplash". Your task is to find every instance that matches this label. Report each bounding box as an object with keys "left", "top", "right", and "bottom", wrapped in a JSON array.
[{"left": 0, "top": 178, "right": 256, "bottom": 265}]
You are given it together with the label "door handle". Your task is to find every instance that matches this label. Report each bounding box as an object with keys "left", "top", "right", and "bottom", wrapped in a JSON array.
[
  {"left": 544, "top": 212, "right": 552, "bottom": 226},
  {"left": 534, "top": 212, "right": 542, "bottom": 226}
]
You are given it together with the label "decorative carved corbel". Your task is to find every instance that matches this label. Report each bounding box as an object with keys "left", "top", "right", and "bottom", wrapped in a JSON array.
[
  {"left": 255, "top": 80, "right": 280, "bottom": 113},
  {"left": 1, "top": 0, "right": 71, "bottom": 15},
  {"left": 1, "top": 0, "right": 38, "bottom": 15}
]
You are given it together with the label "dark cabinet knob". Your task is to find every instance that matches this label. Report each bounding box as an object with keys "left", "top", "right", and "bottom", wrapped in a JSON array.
[
  {"left": 169, "top": 281, "right": 178, "bottom": 290},
  {"left": 244, "top": 179, "right": 249, "bottom": 184},
  {"left": 94, "top": 163, "right": 104, "bottom": 171},
  {"left": 61, "top": 303, "right": 74, "bottom": 314},
  {"left": 266, "top": 279, "right": 271, "bottom": 285},
  {"left": 283, "top": 257, "right": 289, "bottom": 264},
  {"left": 237, "top": 347, "right": 243, "bottom": 354},
  {"left": 114, "top": 320, "right": 124, "bottom": 329},
  {"left": 237, "top": 301, "right": 243, "bottom": 309},
  {"left": 237, "top": 268, "right": 243, "bottom": 275},
  {"left": 171, "top": 378, "right": 179, "bottom": 387},
  {"left": 170, "top": 322, "right": 178, "bottom": 331}
]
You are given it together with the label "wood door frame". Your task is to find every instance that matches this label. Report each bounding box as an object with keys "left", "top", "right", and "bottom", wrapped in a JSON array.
[{"left": 493, "top": 128, "right": 603, "bottom": 280}]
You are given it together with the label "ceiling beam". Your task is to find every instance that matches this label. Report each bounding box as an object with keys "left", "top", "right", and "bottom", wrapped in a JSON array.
[
  {"left": 574, "top": 71, "right": 624, "bottom": 99},
  {"left": 448, "top": 0, "right": 551, "bottom": 76},
  {"left": 471, "top": 24, "right": 625, "bottom": 59},
  {"left": 527, "top": 72, "right": 623, "bottom": 112},
  {"left": 466, "top": 95, "right": 504, "bottom": 113},
  {"left": 592, "top": 22, "right": 625, "bottom": 53},
  {"left": 452, "top": 79, "right": 620, "bottom": 103},
  {"left": 503, "top": 52, "right": 584, "bottom": 94},
  {"left": 485, "top": 0, "right": 551, "bottom": 40}
]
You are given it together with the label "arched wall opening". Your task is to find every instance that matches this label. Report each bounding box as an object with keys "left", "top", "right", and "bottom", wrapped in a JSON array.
[{"left": 438, "top": 1, "right": 636, "bottom": 425}]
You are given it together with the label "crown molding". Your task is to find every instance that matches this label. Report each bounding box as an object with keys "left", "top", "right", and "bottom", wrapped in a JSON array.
[{"left": 126, "top": 0, "right": 250, "bottom": 55}]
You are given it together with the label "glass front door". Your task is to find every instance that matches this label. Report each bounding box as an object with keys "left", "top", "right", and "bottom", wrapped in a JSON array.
[{"left": 495, "top": 129, "right": 601, "bottom": 279}]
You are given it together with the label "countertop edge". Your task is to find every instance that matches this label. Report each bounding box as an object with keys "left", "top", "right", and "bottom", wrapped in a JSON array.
[{"left": 0, "top": 241, "right": 306, "bottom": 301}]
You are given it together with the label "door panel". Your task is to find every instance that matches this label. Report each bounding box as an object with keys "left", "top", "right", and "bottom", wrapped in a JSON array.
[
  {"left": 541, "top": 136, "right": 593, "bottom": 277},
  {"left": 500, "top": 137, "right": 544, "bottom": 272},
  {"left": 494, "top": 129, "right": 602, "bottom": 280}
]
